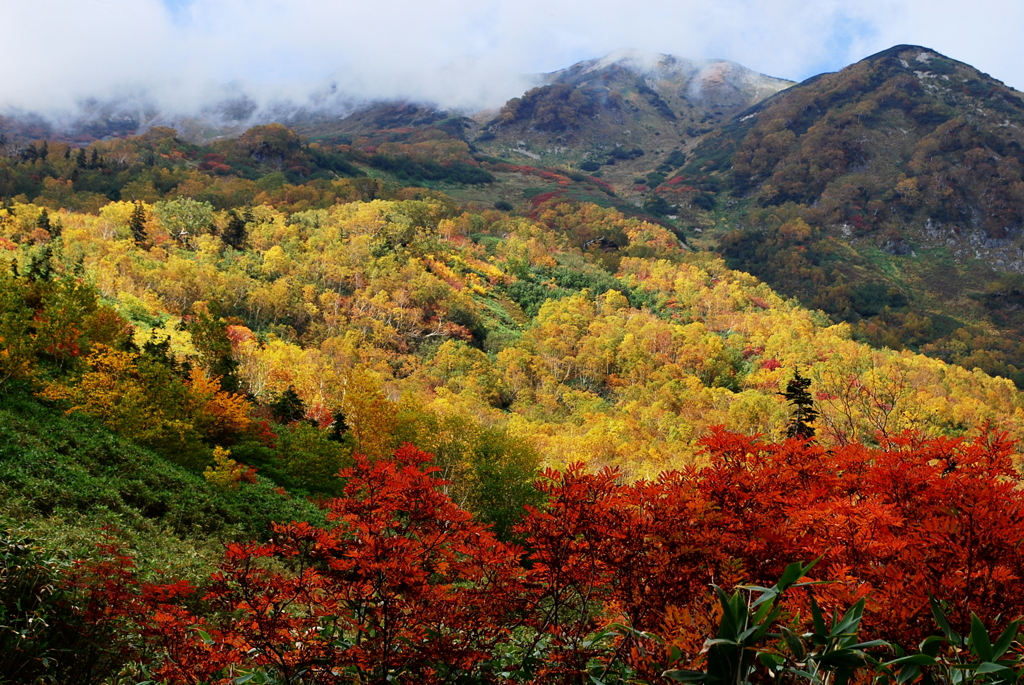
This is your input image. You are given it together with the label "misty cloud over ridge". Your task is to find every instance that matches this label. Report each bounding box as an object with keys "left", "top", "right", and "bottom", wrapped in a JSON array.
[{"left": 3, "top": 0, "right": 1024, "bottom": 119}]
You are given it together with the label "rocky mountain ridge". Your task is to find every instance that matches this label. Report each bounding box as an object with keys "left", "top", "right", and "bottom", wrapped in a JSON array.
[{"left": 466, "top": 50, "right": 793, "bottom": 189}]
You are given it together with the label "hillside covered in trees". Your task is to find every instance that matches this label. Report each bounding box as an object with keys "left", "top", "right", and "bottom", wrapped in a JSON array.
[
  {"left": 12, "top": 44, "right": 1024, "bottom": 394},
  {"left": 673, "top": 45, "right": 1024, "bottom": 385},
  {"left": 5, "top": 113, "right": 1024, "bottom": 682}
]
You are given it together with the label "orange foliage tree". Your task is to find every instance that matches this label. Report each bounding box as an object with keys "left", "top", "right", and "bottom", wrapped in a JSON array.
[
  {"left": 134, "top": 444, "right": 522, "bottom": 683},
  {"left": 83, "top": 425, "right": 1024, "bottom": 683}
]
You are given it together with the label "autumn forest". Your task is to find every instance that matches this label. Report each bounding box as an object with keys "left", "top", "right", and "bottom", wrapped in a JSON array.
[{"left": 6, "top": 60, "right": 1024, "bottom": 685}]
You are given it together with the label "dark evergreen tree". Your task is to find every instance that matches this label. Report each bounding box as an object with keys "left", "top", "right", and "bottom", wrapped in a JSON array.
[
  {"left": 129, "top": 202, "right": 147, "bottom": 245},
  {"left": 328, "top": 410, "right": 349, "bottom": 442},
  {"left": 25, "top": 245, "right": 52, "bottom": 282},
  {"left": 75, "top": 148, "right": 87, "bottom": 167},
  {"left": 782, "top": 368, "right": 818, "bottom": 440},
  {"left": 270, "top": 386, "right": 306, "bottom": 424},
  {"left": 642, "top": 193, "right": 673, "bottom": 217},
  {"left": 36, "top": 209, "right": 51, "bottom": 232},
  {"left": 223, "top": 209, "right": 248, "bottom": 250}
]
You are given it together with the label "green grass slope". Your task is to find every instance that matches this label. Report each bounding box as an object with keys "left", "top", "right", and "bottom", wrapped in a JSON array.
[{"left": 0, "top": 384, "right": 323, "bottom": 577}]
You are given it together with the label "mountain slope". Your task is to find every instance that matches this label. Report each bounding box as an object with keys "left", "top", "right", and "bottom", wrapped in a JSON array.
[
  {"left": 11, "top": 46, "right": 1024, "bottom": 383},
  {"left": 0, "top": 387, "right": 323, "bottom": 577},
  {"left": 472, "top": 51, "right": 793, "bottom": 192},
  {"left": 685, "top": 44, "right": 1024, "bottom": 254},
  {"left": 672, "top": 45, "right": 1024, "bottom": 384}
]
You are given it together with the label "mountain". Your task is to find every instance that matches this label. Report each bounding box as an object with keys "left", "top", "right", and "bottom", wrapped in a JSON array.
[
  {"left": 0, "top": 94, "right": 251, "bottom": 146},
  {"left": 666, "top": 45, "right": 1024, "bottom": 383},
  {"left": 0, "top": 51, "right": 791, "bottom": 192},
  {"left": 470, "top": 50, "right": 793, "bottom": 191},
  {"left": 10, "top": 45, "right": 1024, "bottom": 382},
  {"left": 7, "top": 48, "right": 1024, "bottom": 680},
  {"left": 684, "top": 44, "right": 1024, "bottom": 256}
]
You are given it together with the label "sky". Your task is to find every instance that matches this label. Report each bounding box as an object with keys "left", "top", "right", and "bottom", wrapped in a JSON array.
[{"left": 2, "top": 0, "right": 1023, "bottom": 115}]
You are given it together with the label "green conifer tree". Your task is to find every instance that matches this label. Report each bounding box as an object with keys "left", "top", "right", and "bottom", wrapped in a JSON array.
[
  {"left": 270, "top": 386, "right": 306, "bottom": 424},
  {"left": 782, "top": 368, "right": 818, "bottom": 440},
  {"left": 129, "top": 202, "right": 147, "bottom": 245},
  {"left": 328, "top": 410, "right": 349, "bottom": 442},
  {"left": 25, "top": 245, "right": 52, "bottom": 282},
  {"left": 222, "top": 209, "right": 248, "bottom": 250}
]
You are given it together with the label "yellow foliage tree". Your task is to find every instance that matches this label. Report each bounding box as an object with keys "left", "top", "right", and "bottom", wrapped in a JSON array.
[{"left": 203, "top": 446, "right": 248, "bottom": 490}]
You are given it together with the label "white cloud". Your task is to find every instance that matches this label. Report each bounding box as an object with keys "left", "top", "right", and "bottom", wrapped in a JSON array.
[{"left": 2, "top": 0, "right": 1023, "bottom": 117}]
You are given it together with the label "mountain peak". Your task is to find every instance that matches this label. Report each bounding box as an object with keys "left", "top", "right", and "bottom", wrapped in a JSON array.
[
  {"left": 863, "top": 44, "right": 945, "bottom": 63},
  {"left": 590, "top": 48, "right": 672, "bottom": 72}
]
